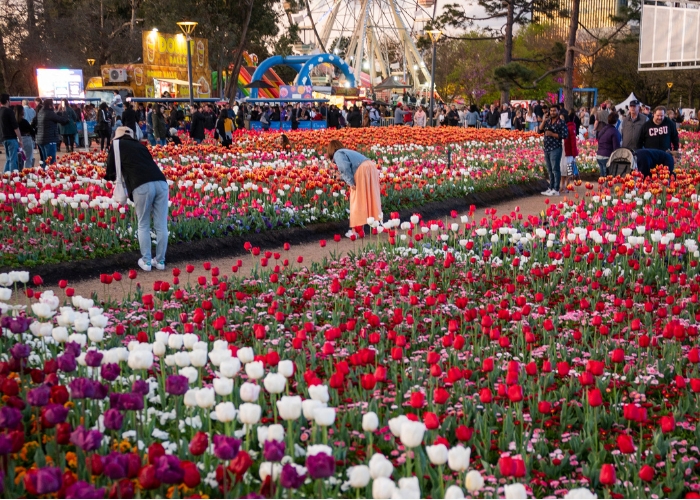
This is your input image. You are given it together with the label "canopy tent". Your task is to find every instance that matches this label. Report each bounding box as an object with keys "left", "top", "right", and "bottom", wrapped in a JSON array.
[
  {"left": 373, "top": 76, "right": 412, "bottom": 90},
  {"left": 615, "top": 92, "right": 640, "bottom": 111}
]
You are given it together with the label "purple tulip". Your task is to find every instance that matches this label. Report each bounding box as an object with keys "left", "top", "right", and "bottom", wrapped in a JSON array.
[
  {"left": 70, "top": 425, "right": 103, "bottom": 452},
  {"left": 1, "top": 316, "right": 31, "bottom": 334},
  {"left": 56, "top": 353, "right": 77, "bottom": 373},
  {"left": 119, "top": 393, "right": 144, "bottom": 412},
  {"left": 85, "top": 350, "right": 104, "bottom": 367},
  {"left": 306, "top": 451, "right": 335, "bottom": 479},
  {"left": 103, "top": 452, "right": 130, "bottom": 480},
  {"left": 94, "top": 382, "right": 109, "bottom": 400},
  {"left": 155, "top": 455, "right": 185, "bottom": 484},
  {"left": 64, "top": 341, "right": 81, "bottom": 358},
  {"left": 69, "top": 377, "right": 96, "bottom": 399},
  {"left": 131, "top": 380, "right": 149, "bottom": 396},
  {"left": 103, "top": 409, "right": 124, "bottom": 431},
  {"left": 0, "top": 433, "right": 12, "bottom": 455},
  {"left": 100, "top": 363, "right": 120, "bottom": 381},
  {"left": 65, "top": 480, "right": 105, "bottom": 499},
  {"left": 280, "top": 463, "right": 306, "bottom": 489},
  {"left": 213, "top": 435, "right": 241, "bottom": 461},
  {"left": 0, "top": 406, "right": 22, "bottom": 429},
  {"left": 165, "top": 375, "right": 189, "bottom": 396},
  {"left": 43, "top": 404, "right": 69, "bottom": 425},
  {"left": 242, "top": 494, "right": 266, "bottom": 499},
  {"left": 10, "top": 343, "right": 31, "bottom": 360},
  {"left": 263, "top": 439, "right": 285, "bottom": 462},
  {"left": 25, "top": 466, "right": 62, "bottom": 495},
  {"left": 27, "top": 384, "right": 51, "bottom": 407}
]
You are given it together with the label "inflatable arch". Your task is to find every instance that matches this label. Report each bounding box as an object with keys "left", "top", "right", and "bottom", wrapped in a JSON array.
[{"left": 250, "top": 54, "right": 356, "bottom": 98}]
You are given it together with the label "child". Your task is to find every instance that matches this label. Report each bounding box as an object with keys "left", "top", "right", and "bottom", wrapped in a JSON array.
[{"left": 561, "top": 112, "right": 579, "bottom": 189}]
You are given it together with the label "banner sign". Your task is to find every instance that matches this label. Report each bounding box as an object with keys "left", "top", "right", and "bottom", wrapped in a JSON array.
[
  {"left": 142, "top": 31, "right": 208, "bottom": 69},
  {"left": 279, "top": 85, "right": 314, "bottom": 100}
]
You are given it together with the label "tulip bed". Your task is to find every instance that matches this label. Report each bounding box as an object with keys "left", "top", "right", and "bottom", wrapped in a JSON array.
[
  {"left": 2, "top": 162, "right": 700, "bottom": 499},
  {"left": 0, "top": 127, "right": 596, "bottom": 269}
]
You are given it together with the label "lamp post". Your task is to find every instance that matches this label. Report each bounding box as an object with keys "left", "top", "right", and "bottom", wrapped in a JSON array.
[
  {"left": 177, "top": 21, "right": 198, "bottom": 106},
  {"left": 426, "top": 29, "right": 442, "bottom": 127},
  {"left": 87, "top": 58, "right": 95, "bottom": 78},
  {"left": 666, "top": 82, "right": 673, "bottom": 108}
]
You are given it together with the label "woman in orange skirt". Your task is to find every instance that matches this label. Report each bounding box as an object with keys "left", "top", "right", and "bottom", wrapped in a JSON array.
[{"left": 326, "top": 140, "right": 382, "bottom": 230}]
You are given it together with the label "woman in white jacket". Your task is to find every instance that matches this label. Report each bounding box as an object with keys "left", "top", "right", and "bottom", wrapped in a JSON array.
[{"left": 413, "top": 106, "right": 427, "bottom": 127}]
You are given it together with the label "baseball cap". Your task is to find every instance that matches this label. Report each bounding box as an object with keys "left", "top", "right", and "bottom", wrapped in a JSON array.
[
  {"left": 113, "top": 126, "right": 134, "bottom": 139},
  {"left": 629, "top": 100, "right": 640, "bottom": 106}
]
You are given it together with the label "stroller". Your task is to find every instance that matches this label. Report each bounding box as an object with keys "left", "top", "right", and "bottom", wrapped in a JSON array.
[{"left": 607, "top": 148, "right": 636, "bottom": 177}]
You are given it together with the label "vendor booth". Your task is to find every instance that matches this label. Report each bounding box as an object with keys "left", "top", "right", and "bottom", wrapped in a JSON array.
[
  {"left": 153, "top": 78, "right": 201, "bottom": 98},
  {"left": 241, "top": 97, "right": 330, "bottom": 131}
]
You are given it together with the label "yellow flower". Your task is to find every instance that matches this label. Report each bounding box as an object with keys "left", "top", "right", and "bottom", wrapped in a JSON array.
[
  {"left": 119, "top": 440, "right": 133, "bottom": 453},
  {"left": 66, "top": 451, "right": 78, "bottom": 469},
  {"left": 14, "top": 466, "right": 26, "bottom": 486}
]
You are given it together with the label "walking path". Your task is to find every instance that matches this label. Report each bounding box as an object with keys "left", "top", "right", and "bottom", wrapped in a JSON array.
[{"left": 48, "top": 184, "right": 589, "bottom": 302}]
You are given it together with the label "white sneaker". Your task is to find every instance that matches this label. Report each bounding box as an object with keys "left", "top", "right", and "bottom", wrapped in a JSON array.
[
  {"left": 541, "top": 189, "right": 553, "bottom": 196},
  {"left": 151, "top": 259, "right": 165, "bottom": 271},
  {"left": 138, "top": 258, "right": 152, "bottom": 272},
  {"left": 551, "top": 190, "right": 560, "bottom": 196}
]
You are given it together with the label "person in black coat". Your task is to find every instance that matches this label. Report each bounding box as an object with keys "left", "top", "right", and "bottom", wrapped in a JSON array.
[
  {"left": 328, "top": 105, "right": 340, "bottom": 129},
  {"left": 214, "top": 114, "right": 231, "bottom": 147},
  {"left": 168, "top": 104, "right": 180, "bottom": 130},
  {"left": 35, "top": 99, "right": 69, "bottom": 167},
  {"left": 189, "top": 104, "right": 206, "bottom": 143},
  {"left": 347, "top": 106, "right": 362, "bottom": 128},
  {"left": 122, "top": 103, "right": 138, "bottom": 137},
  {"left": 96, "top": 102, "right": 112, "bottom": 151}
]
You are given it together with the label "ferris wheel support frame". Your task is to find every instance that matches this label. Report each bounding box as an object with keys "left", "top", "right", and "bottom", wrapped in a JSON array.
[
  {"left": 319, "top": 0, "right": 342, "bottom": 50},
  {"left": 388, "top": 0, "right": 432, "bottom": 87}
]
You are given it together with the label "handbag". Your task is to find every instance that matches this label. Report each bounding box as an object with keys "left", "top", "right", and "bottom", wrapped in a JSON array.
[{"left": 111, "top": 140, "right": 128, "bottom": 204}]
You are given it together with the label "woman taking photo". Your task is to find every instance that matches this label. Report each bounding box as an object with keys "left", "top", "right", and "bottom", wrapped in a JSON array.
[{"left": 326, "top": 140, "right": 382, "bottom": 231}]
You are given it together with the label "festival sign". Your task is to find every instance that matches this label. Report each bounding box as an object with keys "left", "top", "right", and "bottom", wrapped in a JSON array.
[
  {"left": 141, "top": 31, "right": 208, "bottom": 69},
  {"left": 279, "top": 85, "right": 314, "bottom": 100}
]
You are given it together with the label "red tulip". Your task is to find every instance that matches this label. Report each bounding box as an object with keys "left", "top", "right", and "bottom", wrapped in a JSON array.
[
  {"left": 433, "top": 387, "right": 449, "bottom": 404},
  {"left": 479, "top": 388, "right": 493, "bottom": 403},
  {"left": 423, "top": 411, "right": 440, "bottom": 429},
  {"left": 599, "top": 464, "right": 616, "bottom": 485},
  {"left": 189, "top": 431, "right": 209, "bottom": 456},
  {"left": 639, "top": 465, "right": 655, "bottom": 482},
  {"left": 538, "top": 401, "right": 551, "bottom": 414},
  {"left": 587, "top": 388, "right": 603, "bottom": 407},
  {"left": 617, "top": 434, "right": 635, "bottom": 454},
  {"left": 360, "top": 374, "right": 376, "bottom": 391},
  {"left": 128, "top": 270, "right": 137, "bottom": 279},
  {"left": 507, "top": 384, "right": 523, "bottom": 403},
  {"left": 611, "top": 348, "right": 625, "bottom": 364},
  {"left": 138, "top": 464, "right": 161, "bottom": 490},
  {"left": 660, "top": 415, "right": 675, "bottom": 433},
  {"left": 409, "top": 392, "right": 425, "bottom": 409}
]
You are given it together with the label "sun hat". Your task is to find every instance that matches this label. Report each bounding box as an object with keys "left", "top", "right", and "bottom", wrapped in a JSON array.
[{"left": 113, "top": 126, "right": 134, "bottom": 139}]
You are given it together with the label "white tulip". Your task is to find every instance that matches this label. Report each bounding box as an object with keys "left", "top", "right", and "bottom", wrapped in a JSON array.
[
  {"left": 426, "top": 444, "right": 448, "bottom": 465},
  {"left": 214, "top": 402, "right": 237, "bottom": 422},
  {"left": 29, "top": 322, "right": 52, "bottom": 337},
  {"left": 245, "top": 361, "right": 264, "bottom": 380},
  {"left": 258, "top": 424, "right": 285, "bottom": 444},
  {"left": 219, "top": 358, "right": 241, "bottom": 378},
  {"left": 347, "top": 465, "right": 370, "bottom": 488},
  {"left": 168, "top": 334, "right": 184, "bottom": 350},
  {"left": 179, "top": 366, "right": 198, "bottom": 384},
  {"left": 237, "top": 347, "right": 254, "bottom": 364},
  {"left": 259, "top": 462, "right": 282, "bottom": 482},
  {"left": 0, "top": 288, "right": 11, "bottom": 301},
  {"left": 31, "top": 303, "right": 54, "bottom": 319},
  {"left": 67, "top": 333, "right": 87, "bottom": 347},
  {"left": 184, "top": 389, "right": 199, "bottom": 408},
  {"left": 563, "top": 488, "right": 597, "bottom": 499},
  {"left": 372, "top": 477, "right": 396, "bottom": 499},
  {"left": 238, "top": 403, "right": 261, "bottom": 425},
  {"left": 445, "top": 485, "right": 466, "bottom": 499},
  {"left": 213, "top": 378, "right": 234, "bottom": 396},
  {"left": 183, "top": 333, "right": 198, "bottom": 349},
  {"left": 400, "top": 421, "right": 425, "bottom": 448},
  {"left": 388, "top": 415, "right": 409, "bottom": 437},
  {"left": 152, "top": 341, "right": 166, "bottom": 357},
  {"left": 189, "top": 349, "right": 207, "bottom": 368},
  {"left": 302, "top": 399, "right": 325, "bottom": 420},
  {"left": 240, "top": 382, "right": 261, "bottom": 402},
  {"left": 263, "top": 373, "right": 286, "bottom": 394},
  {"left": 195, "top": 387, "right": 215, "bottom": 408},
  {"left": 307, "top": 444, "right": 333, "bottom": 457},
  {"left": 127, "top": 350, "right": 153, "bottom": 370},
  {"left": 90, "top": 315, "right": 108, "bottom": 328},
  {"left": 276, "top": 395, "right": 302, "bottom": 420},
  {"left": 313, "top": 407, "right": 336, "bottom": 426},
  {"left": 465, "top": 470, "right": 484, "bottom": 492},
  {"left": 309, "top": 384, "right": 329, "bottom": 403},
  {"left": 447, "top": 445, "right": 470, "bottom": 472},
  {"left": 209, "top": 349, "right": 232, "bottom": 367},
  {"left": 174, "top": 351, "right": 191, "bottom": 367},
  {"left": 369, "top": 453, "right": 394, "bottom": 479},
  {"left": 363, "top": 412, "right": 379, "bottom": 432},
  {"left": 278, "top": 360, "right": 294, "bottom": 378},
  {"left": 504, "top": 483, "right": 528, "bottom": 499},
  {"left": 155, "top": 331, "right": 169, "bottom": 344},
  {"left": 87, "top": 327, "right": 104, "bottom": 343},
  {"left": 73, "top": 314, "right": 90, "bottom": 332},
  {"left": 393, "top": 477, "right": 420, "bottom": 499},
  {"left": 56, "top": 307, "right": 74, "bottom": 327}
]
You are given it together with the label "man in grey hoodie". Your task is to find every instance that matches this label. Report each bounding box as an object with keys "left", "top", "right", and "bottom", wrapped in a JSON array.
[{"left": 620, "top": 100, "right": 647, "bottom": 151}]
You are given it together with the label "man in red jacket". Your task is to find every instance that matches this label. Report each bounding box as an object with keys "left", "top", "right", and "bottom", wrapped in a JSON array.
[{"left": 560, "top": 112, "right": 579, "bottom": 189}]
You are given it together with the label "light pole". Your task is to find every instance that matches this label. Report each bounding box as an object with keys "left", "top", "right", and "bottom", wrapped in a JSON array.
[
  {"left": 426, "top": 29, "right": 442, "bottom": 127},
  {"left": 666, "top": 82, "right": 673, "bottom": 108},
  {"left": 177, "top": 21, "right": 198, "bottom": 106}
]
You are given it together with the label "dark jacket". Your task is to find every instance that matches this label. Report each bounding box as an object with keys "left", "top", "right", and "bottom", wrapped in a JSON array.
[
  {"left": 97, "top": 109, "right": 111, "bottom": 134},
  {"left": 104, "top": 136, "right": 167, "bottom": 201},
  {"left": 636, "top": 148, "right": 674, "bottom": 177},
  {"left": 620, "top": 114, "right": 647, "bottom": 151},
  {"left": 347, "top": 110, "right": 362, "bottom": 128},
  {"left": 447, "top": 109, "right": 460, "bottom": 126},
  {"left": 58, "top": 107, "right": 78, "bottom": 136},
  {"left": 596, "top": 124, "right": 620, "bottom": 157},
  {"left": 152, "top": 112, "right": 167, "bottom": 139},
  {"left": 36, "top": 108, "right": 69, "bottom": 145},
  {"left": 189, "top": 111, "right": 205, "bottom": 140},
  {"left": 638, "top": 117, "right": 679, "bottom": 152},
  {"left": 203, "top": 111, "right": 215, "bottom": 130},
  {"left": 486, "top": 110, "right": 499, "bottom": 127},
  {"left": 168, "top": 108, "right": 180, "bottom": 129},
  {"left": 122, "top": 108, "right": 138, "bottom": 134}
]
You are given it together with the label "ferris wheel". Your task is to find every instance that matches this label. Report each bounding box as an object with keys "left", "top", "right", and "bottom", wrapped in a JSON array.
[{"left": 287, "top": 0, "right": 437, "bottom": 90}]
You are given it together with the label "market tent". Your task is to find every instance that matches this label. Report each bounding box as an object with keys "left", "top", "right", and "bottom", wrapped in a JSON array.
[
  {"left": 615, "top": 92, "right": 640, "bottom": 110},
  {"left": 374, "top": 76, "right": 412, "bottom": 90}
]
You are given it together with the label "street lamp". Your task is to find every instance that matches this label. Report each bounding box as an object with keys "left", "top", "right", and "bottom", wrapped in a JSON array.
[
  {"left": 666, "top": 82, "right": 673, "bottom": 108},
  {"left": 177, "top": 21, "right": 199, "bottom": 106},
  {"left": 426, "top": 29, "right": 442, "bottom": 127},
  {"left": 87, "top": 58, "right": 95, "bottom": 77}
]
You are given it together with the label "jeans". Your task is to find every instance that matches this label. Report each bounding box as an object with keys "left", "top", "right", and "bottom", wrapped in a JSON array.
[
  {"left": 133, "top": 180, "right": 169, "bottom": 264},
  {"left": 597, "top": 158, "right": 608, "bottom": 177},
  {"left": 544, "top": 148, "right": 563, "bottom": 192},
  {"left": 155, "top": 138, "right": 166, "bottom": 146},
  {"left": 3, "top": 139, "right": 19, "bottom": 173},
  {"left": 38, "top": 143, "right": 57, "bottom": 168},
  {"left": 63, "top": 134, "right": 75, "bottom": 152},
  {"left": 528, "top": 122, "right": 537, "bottom": 131},
  {"left": 21, "top": 136, "right": 34, "bottom": 169}
]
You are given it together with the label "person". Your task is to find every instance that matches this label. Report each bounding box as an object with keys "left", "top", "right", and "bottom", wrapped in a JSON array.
[
  {"left": 561, "top": 112, "right": 579, "bottom": 188},
  {"left": 413, "top": 106, "right": 427, "bottom": 127},
  {"left": 635, "top": 148, "right": 674, "bottom": 178},
  {"left": 637, "top": 106, "right": 679, "bottom": 153},
  {"left": 512, "top": 109, "right": 525, "bottom": 131},
  {"left": 0, "top": 94, "right": 23, "bottom": 173},
  {"left": 594, "top": 103, "right": 610, "bottom": 136},
  {"left": 465, "top": 105, "right": 480, "bottom": 128},
  {"left": 538, "top": 104, "right": 568, "bottom": 196},
  {"left": 23, "top": 99, "right": 36, "bottom": 125},
  {"left": 525, "top": 106, "right": 537, "bottom": 131},
  {"left": 189, "top": 104, "right": 205, "bottom": 144},
  {"left": 214, "top": 111, "right": 231, "bottom": 147},
  {"left": 447, "top": 105, "right": 460, "bottom": 126},
  {"left": 327, "top": 105, "right": 339, "bottom": 129},
  {"left": 203, "top": 104, "right": 216, "bottom": 131},
  {"left": 58, "top": 99, "right": 78, "bottom": 153},
  {"left": 579, "top": 107, "right": 590, "bottom": 134},
  {"left": 104, "top": 126, "right": 169, "bottom": 272},
  {"left": 403, "top": 106, "right": 413, "bottom": 126},
  {"left": 36, "top": 99, "right": 68, "bottom": 167},
  {"left": 485, "top": 104, "right": 499, "bottom": 129},
  {"left": 394, "top": 103, "right": 407, "bottom": 126},
  {"left": 596, "top": 112, "right": 621, "bottom": 177},
  {"left": 619, "top": 100, "right": 646, "bottom": 151},
  {"left": 167, "top": 128, "right": 182, "bottom": 146},
  {"left": 326, "top": 139, "right": 382, "bottom": 231},
  {"left": 96, "top": 102, "right": 112, "bottom": 151},
  {"left": 369, "top": 104, "right": 381, "bottom": 127},
  {"left": 224, "top": 112, "right": 233, "bottom": 141},
  {"left": 110, "top": 90, "right": 124, "bottom": 119},
  {"left": 16, "top": 105, "right": 35, "bottom": 169},
  {"left": 122, "top": 102, "right": 138, "bottom": 137},
  {"left": 152, "top": 105, "right": 167, "bottom": 146},
  {"left": 499, "top": 103, "right": 513, "bottom": 129},
  {"left": 275, "top": 133, "right": 292, "bottom": 152},
  {"left": 347, "top": 105, "right": 362, "bottom": 128},
  {"left": 533, "top": 100, "right": 544, "bottom": 124}
]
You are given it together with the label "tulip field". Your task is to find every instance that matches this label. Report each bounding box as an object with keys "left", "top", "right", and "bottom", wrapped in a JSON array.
[
  {"left": 3, "top": 129, "right": 700, "bottom": 499},
  {"left": 0, "top": 127, "right": 587, "bottom": 269}
]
